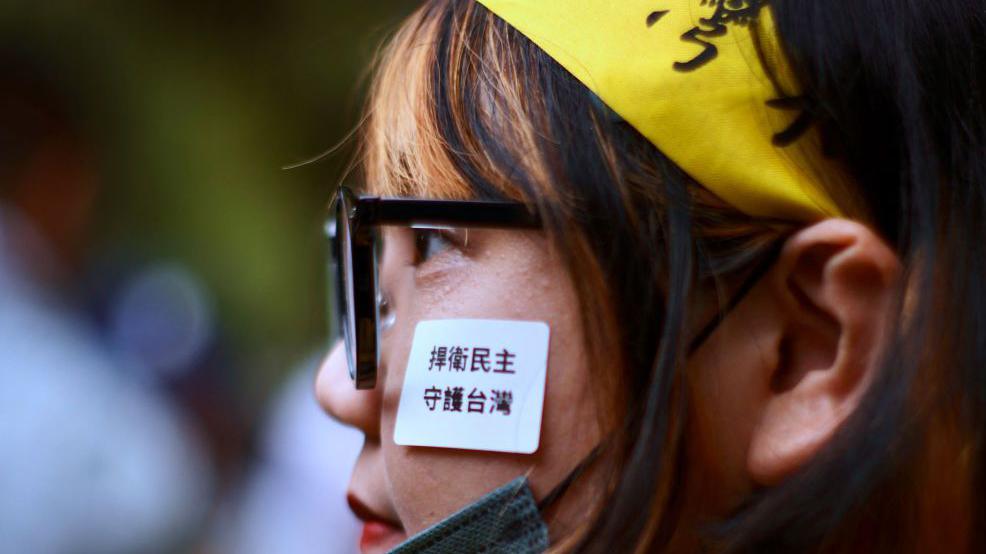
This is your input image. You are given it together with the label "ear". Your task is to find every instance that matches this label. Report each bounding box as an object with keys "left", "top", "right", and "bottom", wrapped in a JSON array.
[{"left": 747, "top": 219, "right": 900, "bottom": 486}]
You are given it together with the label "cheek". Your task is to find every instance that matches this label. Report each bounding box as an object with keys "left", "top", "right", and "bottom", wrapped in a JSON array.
[
  {"left": 382, "top": 446, "right": 531, "bottom": 533},
  {"left": 375, "top": 236, "right": 601, "bottom": 533}
]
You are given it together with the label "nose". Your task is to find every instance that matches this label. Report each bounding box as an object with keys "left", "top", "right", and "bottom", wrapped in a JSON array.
[{"left": 315, "top": 341, "right": 382, "bottom": 439}]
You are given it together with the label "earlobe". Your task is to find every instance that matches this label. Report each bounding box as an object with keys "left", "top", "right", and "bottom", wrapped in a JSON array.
[{"left": 747, "top": 220, "right": 900, "bottom": 486}]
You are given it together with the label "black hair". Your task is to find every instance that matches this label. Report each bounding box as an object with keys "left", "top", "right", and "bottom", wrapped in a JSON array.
[{"left": 710, "top": 1, "right": 986, "bottom": 551}]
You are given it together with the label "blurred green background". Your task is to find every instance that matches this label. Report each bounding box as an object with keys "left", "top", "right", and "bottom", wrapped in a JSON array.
[
  {"left": 0, "top": 1, "right": 420, "bottom": 552},
  {"left": 1, "top": 0, "right": 418, "bottom": 398}
]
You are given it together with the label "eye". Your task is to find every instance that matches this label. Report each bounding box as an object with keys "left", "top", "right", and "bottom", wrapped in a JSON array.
[{"left": 413, "top": 228, "right": 457, "bottom": 265}]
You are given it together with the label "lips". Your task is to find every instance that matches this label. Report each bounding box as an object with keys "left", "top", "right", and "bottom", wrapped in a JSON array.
[
  {"left": 359, "top": 520, "right": 405, "bottom": 554},
  {"left": 348, "top": 494, "right": 406, "bottom": 554}
]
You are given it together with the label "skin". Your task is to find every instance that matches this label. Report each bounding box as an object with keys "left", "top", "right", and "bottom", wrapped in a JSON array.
[
  {"left": 318, "top": 217, "right": 901, "bottom": 551},
  {"left": 317, "top": 225, "right": 603, "bottom": 549}
]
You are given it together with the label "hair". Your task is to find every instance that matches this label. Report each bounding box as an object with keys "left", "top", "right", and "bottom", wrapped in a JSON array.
[{"left": 350, "top": 0, "right": 986, "bottom": 551}]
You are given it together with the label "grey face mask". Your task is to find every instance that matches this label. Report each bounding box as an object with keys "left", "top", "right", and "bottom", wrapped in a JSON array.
[
  {"left": 387, "top": 477, "right": 549, "bottom": 554},
  {"left": 388, "top": 445, "right": 598, "bottom": 554}
]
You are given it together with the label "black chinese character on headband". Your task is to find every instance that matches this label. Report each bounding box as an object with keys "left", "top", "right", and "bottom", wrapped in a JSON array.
[
  {"left": 493, "top": 349, "right": 516, "bottom": 374},
  {"left": 646, "top": 0, "right": 770, "bottom": 73},
  {"left": 647, "top": 1, "right": 811, "bottom": 145},
  {"left": 765, "top": 95, "right": 813, "bottom": 146},
  {"left": 467, "top": 388, "right": 487, "bottom": 413},
  {"left": 490, "top": 390, "right": 513, "bottom": 416},
  {"left": 423, "top": 386, "right": 442, "bottom": 411},
  {"left": 449, "top": 346, "right": 468, "bottom": 372},
  {"left": 428, "top": 346, "right": 448, "bottom": 371},
  {"left": 470, "top": 348, "right": 491, "bottom": 372},
  {"left": 443, "top": 386, "right": 464, "bottom": 412}
]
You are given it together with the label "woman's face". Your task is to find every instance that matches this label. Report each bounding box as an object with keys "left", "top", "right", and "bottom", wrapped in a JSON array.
[{"left": 316, "top": 225, "right": 603, "bottom": 552}]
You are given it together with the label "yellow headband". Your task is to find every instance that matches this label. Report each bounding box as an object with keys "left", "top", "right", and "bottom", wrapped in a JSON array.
[{"left": 475, "top": 0, "right": 840, "bottom": 220}]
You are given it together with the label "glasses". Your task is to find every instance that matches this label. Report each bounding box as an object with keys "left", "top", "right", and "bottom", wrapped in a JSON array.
[{"left": 326, "top": 186, "right": 542, "bottom": 389}]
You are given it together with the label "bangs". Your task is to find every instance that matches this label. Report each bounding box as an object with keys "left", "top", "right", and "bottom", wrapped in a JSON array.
[
  {"left": 359, "top": 0, "right": 558, "bottom": 204},
  {"left": 360, "top": 4, "right": 465, "bottom": 199}
]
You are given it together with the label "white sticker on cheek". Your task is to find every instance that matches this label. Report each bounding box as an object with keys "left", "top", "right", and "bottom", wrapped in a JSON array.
[{"left": 393, "top": 319, "right": 550, "bottom": 454}]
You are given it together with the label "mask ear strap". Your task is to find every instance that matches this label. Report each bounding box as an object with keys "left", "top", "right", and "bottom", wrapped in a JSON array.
[
  {"left": 537, "top": 444, "right": 603, "bottom": 513},
  {"left": 687, "top": 235, "right": 789, "bottom": 355}
]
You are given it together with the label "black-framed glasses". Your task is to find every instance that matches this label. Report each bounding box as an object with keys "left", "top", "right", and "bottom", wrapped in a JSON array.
[{"left": 326, "top": 186, "right": 541, "bottom": 389}]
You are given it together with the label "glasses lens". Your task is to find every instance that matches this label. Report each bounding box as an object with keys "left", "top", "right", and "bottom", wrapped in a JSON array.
[{"left": 335, "top": 197, "right": 358, "bottom": 383}]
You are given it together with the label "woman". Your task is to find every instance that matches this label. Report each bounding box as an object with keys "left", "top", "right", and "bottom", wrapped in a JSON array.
[{"left": 317, "top": 0, "right": 985, "bottom": 552}]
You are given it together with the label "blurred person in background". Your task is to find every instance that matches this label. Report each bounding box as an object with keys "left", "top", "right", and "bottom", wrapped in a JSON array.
[
  {"left": 0, "top": 0, "right": 402, "bottom": 548},
  {"left": 213, "top": 354, "right": 363, "bottom": 554},
  {"left": 317, "top": 0, "right": 986, "bottom": 552},
  {"left": 0, "top": 51, "right": 213, "bottom": 553}
]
